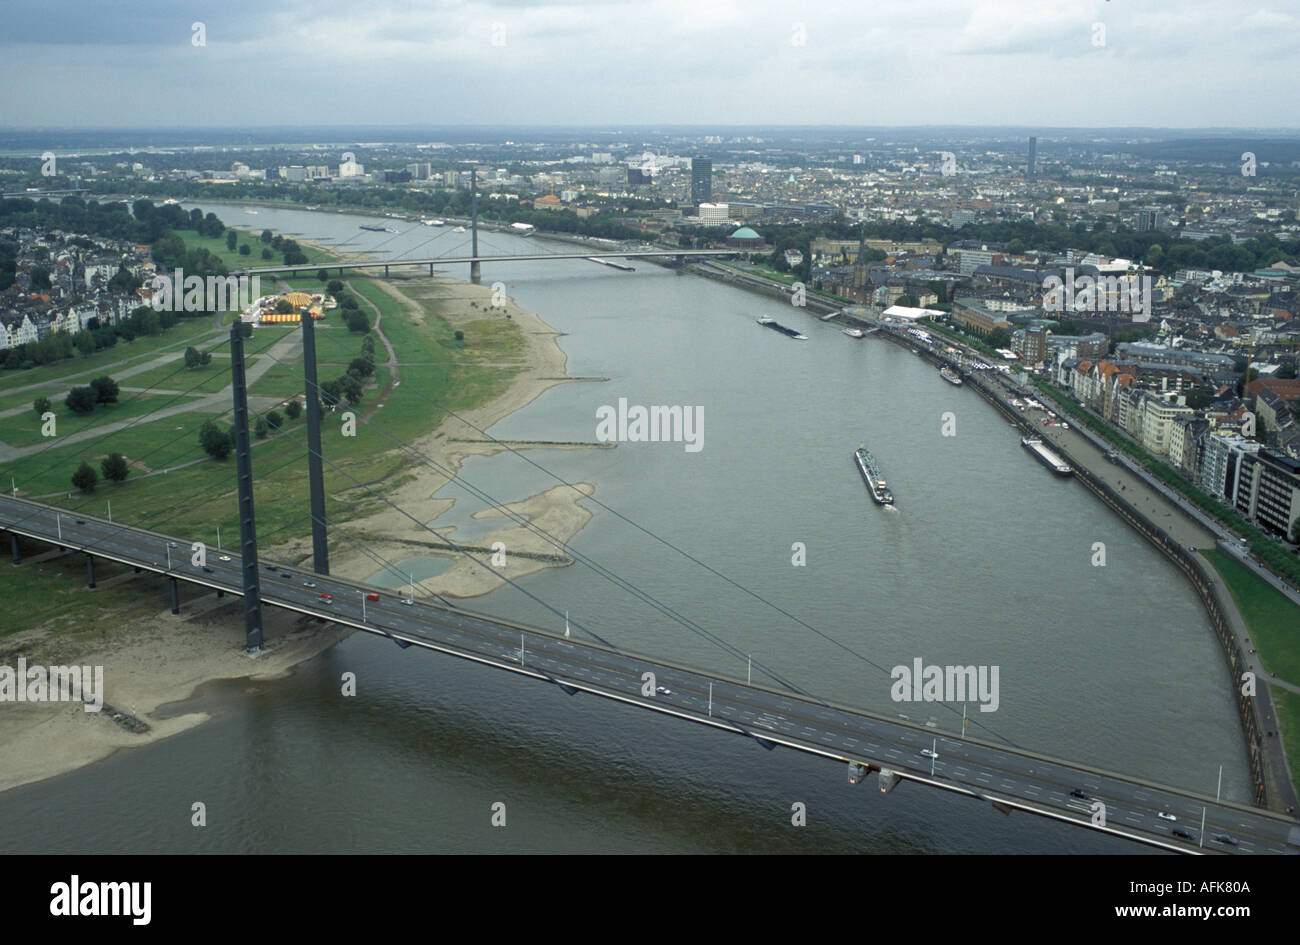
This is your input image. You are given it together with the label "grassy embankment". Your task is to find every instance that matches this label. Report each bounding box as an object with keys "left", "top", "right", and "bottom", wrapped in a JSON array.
[
  {"left": 2, "top": 233, "right": 529, "bottom": 633},
  {"left": 1200, "top": 548, "right": 1300, "bottom": 791}
]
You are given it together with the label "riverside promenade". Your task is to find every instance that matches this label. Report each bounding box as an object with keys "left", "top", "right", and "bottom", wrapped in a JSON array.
[{"left": 875, "top": 323, "right": 1300, "bottom": 816}]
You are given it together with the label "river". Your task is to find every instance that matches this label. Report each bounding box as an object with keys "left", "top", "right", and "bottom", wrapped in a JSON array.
[{"left": 0, "top": 204, "right": 1247, "bottom": 853}]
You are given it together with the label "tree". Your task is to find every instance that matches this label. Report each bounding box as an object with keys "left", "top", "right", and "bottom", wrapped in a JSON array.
[
  {"left": 260, "top": 229, "right": 273, "bottom": 244},
  {"left": 33, "top": 396, "right": 51, "bottom": 415},
  {"left": 75, "top": 332, "right": 96, "bottom": 358},
  {"left": 1291, "top": 516, "right": 1300, "bottom": 546},
  {"left": 254, "top": 417, "right": 268, "bottom": 439},
  {"left": 348, "top": 357, "right": 373, "bottom": 379},
  {"left": 317, "top": 269, "right": 329, "bottom": 282},
  {"left": 239, "top": 243, "right": 251, "bottom": 256},
  {"left": 454, "top": 330, "right": 465, "bottom": 342},
  {"left": 184, "top": 346, "right": 201, "bottom": 369},
  {"left": 199, "top": 419, "right": 233, "bottom": 460},
  {"left": 344, "top": 309, "right": 370, "bottom": 333},
  {"left": 285, "top": 399, "right": 302, "bottom": 420},
  {"left": 987, "top": 328, "right": 1012, "bottom": 349},
  {"left": 896, "top": 294, "right": 919, "bottom": 308},
  {"left": 65, "top": 386, "right": 97, "bottom": 415},
  {"left": 226, "top": 231, "right": 238, "bottom": 252},
  {"left": 339, "top": 373, "right": 364, "bottom": 405},
  {"left": 101, "top": 453, "right": 129, "bottom": 482},
  {"left": 320, "top": 379, "right": 343, "bottom": 407},
  {"left": 274, "top": 298, "right": 294, "bottom": 314},
  {"left": 90, "top": 375, "right": 120, "bottom": 404},
  {"left": 72, "top": 461, "right": 98, "bottom": 493},
  {"left": 29, "top": 265, "right": 51, "bottom": 291},
  {"left": 327, "top": 279, "right": 345, "bottom": 295},
  {"left": 261, "top": 247, "right": 273, "bottom": 260}
]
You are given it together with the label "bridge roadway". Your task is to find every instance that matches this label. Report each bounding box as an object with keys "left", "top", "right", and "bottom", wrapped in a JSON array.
[
  {"left": 235, "top": 249, "right": 735, "bottom": 276},
  {"left": 3, "top": 495, "right": 1297, "bottom": 855}
]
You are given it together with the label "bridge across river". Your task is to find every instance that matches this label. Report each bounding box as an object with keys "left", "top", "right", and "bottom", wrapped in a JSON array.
[
  {"left": 237, "top": 249, "right": 737, "bottom": 279},
  {"left": 3, "top": 494, "right": 1296, "bottom": 855}
]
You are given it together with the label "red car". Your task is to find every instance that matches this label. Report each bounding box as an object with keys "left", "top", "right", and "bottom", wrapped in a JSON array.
[
  {"left": 318, "top": 592, "right": 333, "bottom": 604},
  {"left": 366, "top": 592, "right": 379, "bottom": 601}
]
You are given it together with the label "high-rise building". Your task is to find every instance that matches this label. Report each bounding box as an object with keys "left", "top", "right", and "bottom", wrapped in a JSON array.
[
  {"left": 1027, "top": 136, "right": 1037, "bottom": 180},
  {"left": 1135, "top": 210, "right": 1168, "bottom": 232},
  {"left": 691, "top": 157, "right": 713, "bottom": 204}
]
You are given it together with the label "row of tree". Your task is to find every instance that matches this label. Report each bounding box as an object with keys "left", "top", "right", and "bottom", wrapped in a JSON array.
[
  {"left": 70, "top": 453, "right": 130, "bottom": 492},
  {"left": 33, "top": 375, "right": 121, "bottom": 416}
]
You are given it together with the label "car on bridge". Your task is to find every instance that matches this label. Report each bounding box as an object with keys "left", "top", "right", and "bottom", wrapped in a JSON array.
[
  {"left": 318, "top": 592, "right": 333, "bottom": 605},
  {"left": 366, "top": 593, "right": 379, "bottom": 601},
  {"left": 1157, "top": 811, "right": 1177, "bottom": 821},
  {"left": 1172, "top": 828, "right": 1195, "bottom": 841}
]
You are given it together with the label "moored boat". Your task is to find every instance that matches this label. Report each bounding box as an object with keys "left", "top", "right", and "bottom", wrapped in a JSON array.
[{"left": 757, "top": 316, "right": 807, "bottom": 340}]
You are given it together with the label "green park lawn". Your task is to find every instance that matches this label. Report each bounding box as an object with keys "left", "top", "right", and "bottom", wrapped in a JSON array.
[
  {"left": 1202, "top": 549, "right": 1300, "bottom": 688},
  {"left": 2, "top": 394, "right": 184, "bottom": 449},
  {"left": 0, "top": 318, "right": 216, "bottom": 396}
]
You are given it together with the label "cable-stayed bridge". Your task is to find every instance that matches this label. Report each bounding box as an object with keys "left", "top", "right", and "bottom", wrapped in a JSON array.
[{"left": 2, "top": 271, "right": 1296, "bottom": 855}]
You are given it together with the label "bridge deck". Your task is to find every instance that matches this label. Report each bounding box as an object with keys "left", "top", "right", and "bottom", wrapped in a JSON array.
[
  {"left": 2, "top": 495, "right": 1295, "bottom": 855},
  {"left": 236, "top": 249, "right": 737, "bottom": 276}
]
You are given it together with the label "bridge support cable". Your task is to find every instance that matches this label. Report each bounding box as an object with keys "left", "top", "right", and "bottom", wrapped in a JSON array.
[
  {"left": 300, "top": 330, "right": 1023, "bottom": 747},
  {"left": 229, "top": 325, "right": 264, "bottom": 652},
  {"left": 255, "top": 347, "right": 815, "bottom": 698},
  {"left": 236, "top": 409, "right": 629, "bottom": 651},
  {"left": 248, "top": 470, "right": 458, "bottom": 610}
]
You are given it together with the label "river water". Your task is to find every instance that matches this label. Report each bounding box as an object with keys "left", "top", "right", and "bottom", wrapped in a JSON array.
[{"left": 0, "top": 205, "right": 1247, "bottom": 853}]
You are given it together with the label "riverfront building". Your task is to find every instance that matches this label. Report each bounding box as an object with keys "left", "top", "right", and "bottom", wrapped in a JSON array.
[
  {"left": 691, "top": 157, "right": 713, "bottom": 204},
  {"left": 1235, "top": 448, "right": 1300, "bottom": 538}
]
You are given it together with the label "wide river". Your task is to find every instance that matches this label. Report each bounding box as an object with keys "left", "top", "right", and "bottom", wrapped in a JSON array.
[{"left": 0, "top": 205, "right": 1248, "bottom": 853}]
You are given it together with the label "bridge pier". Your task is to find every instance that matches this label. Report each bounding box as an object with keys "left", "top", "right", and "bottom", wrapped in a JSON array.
[
  {"left": 169, "top": 577, "right": 179, "bottom": 615},
  {"left": 470, "top": 260, "right": 481, "bottom": 284},
  {"left": 85, "top": 553, "right": 95, "bottom": 589},
  {"left": 877, "top": 768, "right": 901, "bottom": 793},
  {"left": 217, "top": 589, "right": 224, "bottom": 598},
  {"left": 384, "top": 265, "right": 389, "bottom": 278},
  {"left": 9, "top": 532, "right": 19, "bottom": 564}
]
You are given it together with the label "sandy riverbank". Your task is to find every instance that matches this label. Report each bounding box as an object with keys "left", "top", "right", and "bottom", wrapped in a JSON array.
[
  {"left": 0, "top": 590, "right": 350, "bottom": 795},
  {"left": 0, "top": 271, "right": 598, "bottom": 795},
  {"left": 266, "top": 274, "right": 598, "bottom": 598},
  {"left": 0, "top": 270, "right": 598, "bottom": 795}
]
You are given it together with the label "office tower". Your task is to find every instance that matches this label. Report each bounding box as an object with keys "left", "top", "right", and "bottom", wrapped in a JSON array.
[{"left": 691, "top": 157, "right": 713, "bottom": 204}]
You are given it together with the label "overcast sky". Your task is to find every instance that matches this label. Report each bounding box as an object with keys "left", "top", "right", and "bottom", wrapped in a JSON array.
[{"left": 3, "top": 0, "right": 1298, "bottom": 129}]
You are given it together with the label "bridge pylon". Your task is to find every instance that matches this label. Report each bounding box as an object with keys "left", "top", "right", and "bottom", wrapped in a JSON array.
[
  {"left": 229, "top": 324, "right": 265, "bottom": 652},
  {"left": 470, "top": 166, "right": 481, "bottom": 284},
  {"left": 300, "top": 311, "right": 329, "bottom": 576}
]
